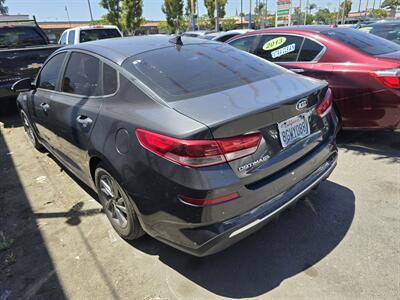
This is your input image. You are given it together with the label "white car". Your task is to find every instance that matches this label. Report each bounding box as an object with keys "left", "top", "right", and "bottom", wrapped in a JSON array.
[
  {"left": 201, "top": 29, "right": 254, "bottom": 42},
  {"left": 58, "top": 25, "right": 122, "bottom": 46}
]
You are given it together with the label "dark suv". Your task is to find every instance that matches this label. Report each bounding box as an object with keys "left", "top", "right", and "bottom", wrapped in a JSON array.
[{"left": 13, "top": 36, "right": 338, "bottom": 256}]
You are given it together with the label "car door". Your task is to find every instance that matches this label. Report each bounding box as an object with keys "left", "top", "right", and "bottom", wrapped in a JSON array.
[
  {"left": 49, "top": 51, "right": 108, "bottom": 177},
  {"left": 251, "top": 34, "right": 334, "bottom": 80},
  {"left": 31, "top": 52, "right": 67, "bottom": 148}
]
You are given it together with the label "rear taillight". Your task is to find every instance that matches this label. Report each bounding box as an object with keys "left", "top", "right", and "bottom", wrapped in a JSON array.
[
  {"left": 316, "top": 88, "right": 333, "bottom": 117},
  {"left": 370, "top": 68, "right": 400, "bottom": 89},
  {"left": 136, "top": 129, "right": 262, "bottom": 168}
]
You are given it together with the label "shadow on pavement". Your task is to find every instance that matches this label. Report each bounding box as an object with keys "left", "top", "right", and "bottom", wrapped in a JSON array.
[
  {"left": 0, "top": 109, "right": 66, "bottom": 299},
  {"left": 130, "top": 180, "right": 355, "bottom": 298},
  {"left": 337, "top": 130, "right": 400, "bottom": 163}
]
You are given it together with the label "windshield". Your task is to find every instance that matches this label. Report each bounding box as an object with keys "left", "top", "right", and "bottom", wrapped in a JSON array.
[
  {"left": 122, "top": 43, "right": 283, "bottom": 101},
  {"left": 79, "top": 28, "right": 121, "bottom": 43},
  {"left": 321, "top": 28, "right": 400, "bottom": 55},
  {"left": 0, "top": 27, "right": 46, "bottom": 48}
]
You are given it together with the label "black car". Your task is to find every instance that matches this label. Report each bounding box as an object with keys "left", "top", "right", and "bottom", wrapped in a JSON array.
[
  {"left": 13, "top": 36, "right": 338, "bottom": 256},
  {"left": 0, "top": 19, "right": 60, "bottom": 101}
]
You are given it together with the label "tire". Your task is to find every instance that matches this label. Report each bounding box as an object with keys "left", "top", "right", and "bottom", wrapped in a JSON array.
[
  {"left": 95, "top": 164, "right": 144, "bottom": 240},
  {"left": 20, "top": 110, "right": 44, "bottom": 151}
]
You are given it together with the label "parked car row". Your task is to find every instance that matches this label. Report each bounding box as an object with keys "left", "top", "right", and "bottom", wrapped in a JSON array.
[
  {"left": 6, "top": 21, "right": 400, "bottom": 257},
  {"left": 227, "top": 26, "right": 400, "bottom": 129}
]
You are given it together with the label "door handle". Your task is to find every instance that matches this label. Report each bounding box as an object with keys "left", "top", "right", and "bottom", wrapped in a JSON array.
[
  {"left": 40, "top": 102, "right": 50, "bottom": 112},
  {"left": 289, "top": 68, "right": 305, "bottom": 73},
  {"left": 76, "top": 115, "right": 93, "bottom": 128}
]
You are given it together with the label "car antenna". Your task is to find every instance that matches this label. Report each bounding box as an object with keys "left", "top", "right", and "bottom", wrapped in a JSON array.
[{"left": 169, "top": 34, "right": 183, "bottom": 46}]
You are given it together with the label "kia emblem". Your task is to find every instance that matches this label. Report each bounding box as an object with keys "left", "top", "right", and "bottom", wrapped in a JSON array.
[{"left": 296, "top": 98, "right": 308, "bottom": 111}]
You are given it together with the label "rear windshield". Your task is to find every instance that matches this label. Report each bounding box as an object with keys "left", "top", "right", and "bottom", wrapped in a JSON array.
[
  {"left": 79, "top": 28, "right": 121, "bottom": 43},
  {"left": 122, "top": 43, "right": 283, "bottom": 101},
  {"left": 0, "top": 27, "right": 46, "bottom": 48},
  {"left": 370, "top": 24, "right": 400, "bottom": 44},
  {"left": 321, "top": 28, "right": 400, "bottom": 55}
]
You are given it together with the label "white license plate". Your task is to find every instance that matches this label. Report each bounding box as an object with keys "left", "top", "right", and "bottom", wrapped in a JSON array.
[{"left": 278, "top": 113, "right": 310, "bottom": 148}]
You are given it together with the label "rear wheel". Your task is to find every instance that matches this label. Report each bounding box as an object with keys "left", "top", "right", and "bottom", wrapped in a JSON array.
[
  {"left": 20, "top": 110, "right": 44, "bottom": 151},
  {"left": 95, "top": 165, "right": 144, "bottom": 240}
]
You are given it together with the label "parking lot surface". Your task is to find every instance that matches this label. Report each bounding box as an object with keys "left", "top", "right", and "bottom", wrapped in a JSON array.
[{"left": 0, "top": 108, "right": 399, "bottom": 299}]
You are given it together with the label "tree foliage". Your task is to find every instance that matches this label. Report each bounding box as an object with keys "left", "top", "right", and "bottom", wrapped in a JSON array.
[
  {"left": 314, "top": 8, "right": 336, "bottom": 24},
  {"left": 381, "top": 0, "right": 400, "bottom": 8},
  {"left": 370, "top": 8, "right": 389, "bottom": 18},
  {"left": 162, "top": 0, "right": 184, "bottom": 33},
  {"left": 204, "top": 0, "right": 228, "bottom": 21},
  {"left": 221, "top": 17, "right": 236, "bottom": 30},
  {"left": 99, "top": 0, "right": 144, "bottom": 33},
  {"left": 122, "top": 0, "right": 144, "bottom": 33},
  {"left": 0, "top": 0, "right": 8, "bottom": 15},
  {"left": 340, "top": 0, "right": 352, "bottom": 18}
]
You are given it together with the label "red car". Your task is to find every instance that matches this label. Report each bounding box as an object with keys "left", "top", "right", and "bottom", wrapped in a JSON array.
[{"left": 227, "top": 26, "right": 400, "bottom": 129}]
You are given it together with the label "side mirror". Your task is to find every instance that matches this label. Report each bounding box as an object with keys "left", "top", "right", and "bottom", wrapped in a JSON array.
[{"left": 11, "top": 78, "right": 35, "bottom": 92}]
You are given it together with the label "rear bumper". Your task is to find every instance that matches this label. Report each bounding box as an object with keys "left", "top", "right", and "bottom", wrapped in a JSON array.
[{"left": 148, "top": 148, "right": 337, "bottom": 257}]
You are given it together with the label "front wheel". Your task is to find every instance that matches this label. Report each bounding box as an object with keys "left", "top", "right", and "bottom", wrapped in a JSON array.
[
  {"left": 20, "top": 110, "right": 44, "bottom": 151},
  {"left": 95, "top": 165, "right": 144, "bottom": 240}
]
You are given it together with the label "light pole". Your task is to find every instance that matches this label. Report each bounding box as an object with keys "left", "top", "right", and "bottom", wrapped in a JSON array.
[
  {"left": 341, "top": 0, "right": 347, "bottom": 24},
  {"left": 241, "top": 0, "right": 244, "bottom": 28},
  {"left": 215, "top": 0, "right": 219, "bottom": 31},
  {"left": 87, "top": 0, "right": 94, "bottom": 22},
  {"left": 249, "top": 0, "right": 252, "bottom": 29}
]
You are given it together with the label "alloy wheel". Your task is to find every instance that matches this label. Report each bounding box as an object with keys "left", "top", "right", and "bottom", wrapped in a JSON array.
[{"left": 99, "top": 174, "right": 129, "bottom": 228}]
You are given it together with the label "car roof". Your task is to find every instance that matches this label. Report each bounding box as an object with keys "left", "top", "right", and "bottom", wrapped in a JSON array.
[
  {"left": 367, "top": 20, "right": 400, "bottom": 27},
  {"left": 67, "top": 25, "right": 120, "bottom": 30},
  {"left": 252, "top": 25, "right": 336, "bottom": 34},
  {"left": 57, "top": 35, "right": 217, "bottom": 65}
]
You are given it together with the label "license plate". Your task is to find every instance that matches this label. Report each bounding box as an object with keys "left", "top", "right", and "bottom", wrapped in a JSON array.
[{"left": 278, "top": 113, "right": 310, "bottom": 148}]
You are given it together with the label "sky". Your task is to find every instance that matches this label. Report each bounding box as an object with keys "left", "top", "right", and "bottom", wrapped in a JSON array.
[{"left": 7, "top": 0, "right": 377, "bottom": 22}]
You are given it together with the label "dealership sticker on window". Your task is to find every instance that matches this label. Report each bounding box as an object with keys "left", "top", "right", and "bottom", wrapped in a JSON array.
[
  {"left": 263, "top": 37, "right": 287, "bottom": 51},
  {"left": 271, "top": 43, "right": 296, "bottom": 59}
]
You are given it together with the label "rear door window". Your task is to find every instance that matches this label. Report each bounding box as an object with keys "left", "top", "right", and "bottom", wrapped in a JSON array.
[
  {"left": 103, "top": 63, "right": 118, "bottom": 95},
  {"left": 59, "top": 32, "right": 67, "bottom": 45},
  {"left": 38, "top": 53, "right": 67, "bottom": 91},
  {"left": 79, "top": 28, "right": 121, "bottom": 43},
  {"left": 228, "top": 35, "right": 257, "bottom": 52},
  {"left": 254, "top": 34, "right": 304, "bottom": 62},
  {"left": 0, "top": 27, "right": 46, "bottom": 48},
  {"left": 298, "top": 38, "right": 324, "bottom": 61},
  {"left": 67, "top": 30, "right": 75, "bottom": 45},
  {"left": 321, "top": 28, "right": 400, "bottom": 55},
  {"left": 61, "top": 52, "right": 101, "bottom": 96}
]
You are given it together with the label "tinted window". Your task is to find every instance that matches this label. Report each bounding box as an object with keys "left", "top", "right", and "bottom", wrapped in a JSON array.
[
  {"left": 68, "top": 31, "right": 75, "bottom": 44},
  {"left": 38, "top": 53, "right": 66, "bottom": 90},
  {"left": 0, "top": 27, "right": 46, "bottom": 48},
  {"left": 321, "top": 28, "right": 400, "bottom": 55},
  {"left": 254, "top": 35, "right": 303, "bottom": 62},
  {"left": 103, "top": 63, "right": 118, "bottom": 95},
  {"left": 59, "top": 32, "right": 67, "bottom": 45},
  {"left": 370, "top": 24, "right": 400, "bottom": 45},
  {"left": 79, "top": 28, "right": 121, "bottom": 43},
  {"left": 217, "top": 33, "right": 238, "bottom": 42},
  {"left": 228, "top": 35, "right": 256, "bottom": 52},
  {"left": 298, "top": 38, "right": 324, "bottom": 61},
  {"left": 61, "top": 52, "right": 100, "bottom": 96},
  {"left": 123, "top": 43, "right": 282, "bottom": 101}
]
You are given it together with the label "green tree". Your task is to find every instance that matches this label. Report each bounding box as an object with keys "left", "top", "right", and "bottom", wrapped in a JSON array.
[
  {"left": 0, "top": 0, "right": 7, "bottom": 15},
  {"left": 221, "top": 17, "right": 236, "bottom": 30},
  {"left": 370, "top": 8, "right": 389, "bottom": 18},
  {"left": 198, "top": 14, "right": 213, "bottom": 29},
  {"left": 162, "top": 0, "right": 184, "bottom": 33},
  {"left": 340, "top": 0, "right": 352, "bottom": 18},
  {"left": 308, "top": 3, "right": 317, "bottom": 14},
  {"left": 204, "top": 0, "right": 228, "bottom": 22},
  {"left": 100, "top": 0, "right": 123, "bottom": 29},
  {"left": 314, "top": 8, "right": 332, "bottom": 24},
  {"left": 122, "top": 0, "right": 144, "bottom": 34},
  {"left": 381, "top": 0, "right": 399, "bottom": 17}
]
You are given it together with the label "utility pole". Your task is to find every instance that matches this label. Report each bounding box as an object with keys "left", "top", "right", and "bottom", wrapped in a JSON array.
[
  {"left": 371, "top": 0, "right": 376, "bottom": 17},
  {"left": 365, "top": 0, "right": 369, "bottom": 16},
  {"left": 241, "top": 0, "right": 244, "bottom": 28},
  {"left": 304, "top": 0, "right": 309, "bottom": 25},
  {"left": 298, "top": 0, "right": 302, "bottom": 25},
  {"left": 191, "top": 0, "right": 195, "bottom": 31},
  {"left": 337, "top": 0, "right": 340, "bottom": 24},
  {"left": 87, "top": 0, "right": 94, "bottom": 22},
  {"left": 342, "top": 0, "right": 346, "bottom": 24},
  {"left": 197, "top": 0, "right": 200, "bottom": 29},
  {"left": 249, "top": 0, "right": 252, "bottom": 29},
  {"left": 215, "top": 0, "right": 219, "bottom": 31},
  {"left": 65, "top": 6, "right": 71, "bottom": 28}
]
